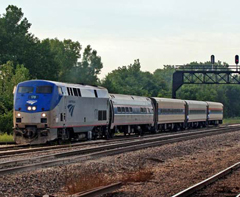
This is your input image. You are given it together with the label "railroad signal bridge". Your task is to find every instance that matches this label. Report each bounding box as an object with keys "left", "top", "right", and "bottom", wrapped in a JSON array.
[{"left": 172, "top": 65, "right": 240, "bottom": 98}]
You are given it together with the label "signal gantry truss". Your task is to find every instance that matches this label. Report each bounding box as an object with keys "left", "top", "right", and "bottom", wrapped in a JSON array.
[{"left": 172, "top": 65, "right": 240, "bottom": 98}]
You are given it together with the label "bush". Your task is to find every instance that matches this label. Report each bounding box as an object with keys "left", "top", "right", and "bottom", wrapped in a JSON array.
[
  {"left": 0, "top": 111, "right": 13, "bottom": 134},
  {"left": 0, "top": 133, "right": 13, "bottom": 142}
]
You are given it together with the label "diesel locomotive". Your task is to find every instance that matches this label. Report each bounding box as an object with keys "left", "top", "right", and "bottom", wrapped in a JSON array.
[{"left": 13, "top": 80, "right": 223, "bottom": 144}]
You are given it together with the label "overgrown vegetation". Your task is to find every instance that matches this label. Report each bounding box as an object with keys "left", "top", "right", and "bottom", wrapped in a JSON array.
[{"left": 0, "top": 133, "right": 14, "bottom": 142}]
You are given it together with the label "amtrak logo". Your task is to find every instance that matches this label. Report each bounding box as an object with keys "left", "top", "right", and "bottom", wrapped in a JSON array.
[
  {"left": 26, "top": 100, "right": 37, "bottom": 105},
  {"left": 67, "top": 104, "right": 75, "bottom": 116}
]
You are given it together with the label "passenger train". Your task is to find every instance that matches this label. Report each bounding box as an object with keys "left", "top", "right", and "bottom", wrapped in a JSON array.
[{"left": 13, "top": 80, "right": 223, "bottom": 144}]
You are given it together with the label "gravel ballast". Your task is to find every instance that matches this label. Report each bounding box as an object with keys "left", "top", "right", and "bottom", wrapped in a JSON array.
[{"left": 0, "top": 130, "right": 240, "bottom": 197}]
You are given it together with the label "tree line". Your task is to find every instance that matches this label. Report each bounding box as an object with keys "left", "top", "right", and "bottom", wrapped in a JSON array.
[{"left": 0, "top": 5, "right": 239, "bottom": 133}]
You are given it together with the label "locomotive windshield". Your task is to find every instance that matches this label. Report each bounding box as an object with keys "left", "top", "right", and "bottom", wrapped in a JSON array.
[
  {"left": 18, "top": 86, "right": 34, "bottom": 93},
  {"left": 36, "top": 86, "right": 53, "bottom": 94}
]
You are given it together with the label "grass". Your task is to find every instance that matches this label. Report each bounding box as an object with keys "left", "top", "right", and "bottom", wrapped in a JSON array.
[
  {"left": 223, "top": 117, "right": 240, "bottom": 125},
  {"left": 0, "top": 133, "right": 14, "bottom": 143}
]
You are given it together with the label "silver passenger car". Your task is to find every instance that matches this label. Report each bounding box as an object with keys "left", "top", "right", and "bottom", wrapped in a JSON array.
[
  {"left": 185, "top": 100, "right": 208, "bottom": 127},
  {"left": 109, "top": 94, "right": 154, "bottom": 135},
  {"left": 151, "top": 98, "right": 186, "bottom": 131},
  {"left": 206, "top": 101, "right": 223, "bottom": 125}
]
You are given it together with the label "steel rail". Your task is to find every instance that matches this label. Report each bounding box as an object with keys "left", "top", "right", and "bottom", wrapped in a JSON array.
[
  {"left": 172, "top": 161, "right": 240, "bottom": 197},
  {"left": 0, "top": 139, "right": 107, "bottom": 155},
  {"left": 0, "top": 126, "right": 239, "bottom": 176},
  {"left": 0, "top": 144, "right": 37, "bottom": 152},
  {"left": 0, "top": 126, "right": 229, "bottom": 157},
  {"left": 70, "top": 182, "right": 122, "bottom": 197}
]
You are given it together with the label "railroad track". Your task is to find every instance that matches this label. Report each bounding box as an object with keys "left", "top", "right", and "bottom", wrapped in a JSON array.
[
  {"left": 0, "top": 125, "right": 228, "bottom": 157},
  {"left": 37, "top": 182, "right": 122, "bottom": 197},
  {"left": 70, "top": 182, "right": 122, "bottom": 197},
  {"left": 0, "top": 125, "right": 239, "bottom": 176},
  {"left": 172, "top": 161, "right": 240, "bottom": 197}
]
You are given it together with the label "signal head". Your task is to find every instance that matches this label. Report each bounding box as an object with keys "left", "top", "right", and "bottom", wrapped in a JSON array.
[{"left": 235, "top": 55, "right": 239, "bottom": 65}]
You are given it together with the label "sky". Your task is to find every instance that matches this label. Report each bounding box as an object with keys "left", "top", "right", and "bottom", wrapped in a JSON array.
[{"left": 1, "top": 0, "right": 240, "bottom": 78}]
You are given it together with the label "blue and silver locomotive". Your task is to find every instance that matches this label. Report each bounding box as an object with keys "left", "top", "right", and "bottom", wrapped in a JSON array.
[{"left": 13, "top": 80, "right": 110, "bottom": 144}]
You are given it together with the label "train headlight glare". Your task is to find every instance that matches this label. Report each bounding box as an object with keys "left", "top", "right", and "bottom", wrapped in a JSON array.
[
  {"left": 32, "top": 106, "right": 36, "bottom": 111},
  {"left": 17, "top": 113, "right": 21, "bottom": 117},
  {"left": 42, "top": 113, "right": 46, "bottom": 117},
  {"left": 27, "top": 106, "right": 32, "bottom": 111}
]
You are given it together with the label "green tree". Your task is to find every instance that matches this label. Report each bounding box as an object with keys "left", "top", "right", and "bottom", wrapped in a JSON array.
[
  {"left": 44, "top": 38, "right": 82, "bottom": 80},
  {"left": 0, "top": 61, "right": 29, "bottom": 133},
  {"left": 102, "top": 59, "right": 168, "bottom": 96},
  {"left": 64, "top": 45, "right": 103, "bottom": 85},
  {"left": 153, "top": 65, "right": 175, "bottom": 97},
  {"left": 0, "top": 5, "right": 31, "bottom": 64},
  {"left": 0, "top": 5, "right": 59, "bottom": 80}
]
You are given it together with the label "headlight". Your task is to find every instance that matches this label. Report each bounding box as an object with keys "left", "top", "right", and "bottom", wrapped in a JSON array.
[
  {"left": 27, "top": 106, "right": 32, "bottom": 111},
  {"left": 42, "top": 113, "right": 46, "bottom": 117},
  {"left": 17, "top": 113, "right": 21, "bottom": 117},
  {"left": 32, "top": 106, "right": 36, "bottom": 111}
]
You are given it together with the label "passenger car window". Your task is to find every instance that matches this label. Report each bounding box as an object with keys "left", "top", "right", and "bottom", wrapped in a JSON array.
[{"left": 117, "top": 107, "right": 121, "bottom": 112}]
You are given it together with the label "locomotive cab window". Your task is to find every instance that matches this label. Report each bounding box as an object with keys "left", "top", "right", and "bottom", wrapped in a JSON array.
[
  {"left": 18, "top": 86, "right": 34, "bottom": 93},
  {"left": 36, "top": 86, "right": 52, "bottom": 94},
  {"left": 58, "top": 86, "right": 68, "bottom": 96},
  {"left": 58, "top": 87, "right": 63, "bottom": 95}
]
